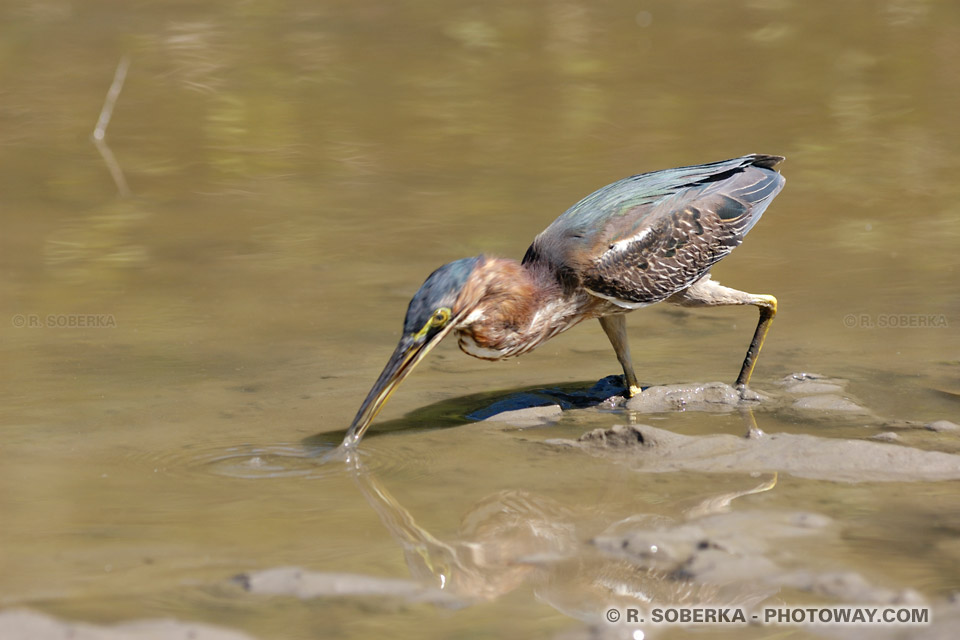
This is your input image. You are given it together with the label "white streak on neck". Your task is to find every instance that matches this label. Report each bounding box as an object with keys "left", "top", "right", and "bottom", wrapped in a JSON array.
[{"left": 457, "top": 333, "right": 506, "bottom": 360}]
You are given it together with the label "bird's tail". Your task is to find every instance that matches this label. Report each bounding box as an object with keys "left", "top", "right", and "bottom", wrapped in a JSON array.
[{"left": 748, "top": 154, "right": 785, "bottom": 171}]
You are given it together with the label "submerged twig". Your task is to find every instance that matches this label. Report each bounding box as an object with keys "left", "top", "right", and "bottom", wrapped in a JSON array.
[{"left": 91, "top": 55, "right": 131, "bottom": 197}]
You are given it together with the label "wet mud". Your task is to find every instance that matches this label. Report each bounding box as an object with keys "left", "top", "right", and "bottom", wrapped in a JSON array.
[
  {"left": 0, "top": 610, "right": 255, "bottom": 640},
  {"left": 234, "top": 372, "right": 958, "bottom": 638},
  {"left": 4, "top": 373, "right": 958, "bottom": 640}
]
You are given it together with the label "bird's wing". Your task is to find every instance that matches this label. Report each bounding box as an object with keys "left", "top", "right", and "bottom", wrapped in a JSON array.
[{"left": 523, "top": 155, "right": 785, "bottom": 307}]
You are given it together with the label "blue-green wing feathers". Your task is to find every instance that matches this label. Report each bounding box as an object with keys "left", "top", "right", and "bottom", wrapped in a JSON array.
[{"left": 522, "top": 154, "right": 785, "bottom": 306}]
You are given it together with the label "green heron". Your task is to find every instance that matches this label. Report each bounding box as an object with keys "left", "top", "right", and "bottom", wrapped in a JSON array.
[{"left": 341, "top": 154, "right": 784, "bottom": 449}]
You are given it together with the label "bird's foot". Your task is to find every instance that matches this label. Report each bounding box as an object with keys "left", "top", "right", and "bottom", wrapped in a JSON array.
[
  {"left": 628, "top": 384, "right": 643, "bottom": 398},
  {"left": 736, "top": 383, "right": 764, "bottom": 403}
]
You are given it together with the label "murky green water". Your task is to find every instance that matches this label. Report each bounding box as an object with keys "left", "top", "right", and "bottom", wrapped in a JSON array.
[{"left": 2, "top": 1, "right": 959, "bottom": 639}]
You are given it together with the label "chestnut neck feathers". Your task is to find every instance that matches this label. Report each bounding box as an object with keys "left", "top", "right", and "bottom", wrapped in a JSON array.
[{"left": 454, "top": 257, "right": 594, "bottom": 360}]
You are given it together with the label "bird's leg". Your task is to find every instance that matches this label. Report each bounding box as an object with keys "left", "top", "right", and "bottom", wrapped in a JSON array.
[
  {"left": 666, "top": 274, "right": 777, "bottom": 394},
  {"left": 598, "top": 314, "right": 642, "bottom": 397},
  {"left": 735, "top": 294, "right": 777, "bottom": 389}
]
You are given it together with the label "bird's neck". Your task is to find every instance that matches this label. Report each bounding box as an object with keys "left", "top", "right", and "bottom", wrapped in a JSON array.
[{"left": 455, "top": 257, "right": 587, "bottom": 359}]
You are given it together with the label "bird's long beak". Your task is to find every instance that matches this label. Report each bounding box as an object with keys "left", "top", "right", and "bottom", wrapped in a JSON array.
[{"left": 339, "top": 322, "right": 458, "bottom": 449}]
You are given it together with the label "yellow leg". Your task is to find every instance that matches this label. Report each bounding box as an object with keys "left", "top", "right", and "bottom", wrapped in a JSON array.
[
  {"left": 598, "top": 315, "right": 642, "bottom": 397},
  {"left": 667, "top": 276, "right": 778, "bottom": 392},
  {"left": 735, "top": 294, "right": 777, "bottom": 388}
]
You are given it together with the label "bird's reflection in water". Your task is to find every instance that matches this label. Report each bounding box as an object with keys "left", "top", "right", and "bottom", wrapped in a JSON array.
[{"left": 345, "top": 453, "right": 779, "bottom": 625}]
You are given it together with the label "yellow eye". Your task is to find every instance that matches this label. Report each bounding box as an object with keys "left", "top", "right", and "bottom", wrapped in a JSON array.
[{"left": 431, "top": 307, "right": 451, "bottom": 327}]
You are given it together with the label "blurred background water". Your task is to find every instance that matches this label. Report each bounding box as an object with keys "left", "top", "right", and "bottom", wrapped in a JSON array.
[{"left": 1, "top": 1, "right": 958, "bottom": 638}]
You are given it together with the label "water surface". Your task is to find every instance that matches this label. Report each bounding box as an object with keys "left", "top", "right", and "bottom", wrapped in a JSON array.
[{"left": 2, "top": 1, "right": 959, "bottom": 638}]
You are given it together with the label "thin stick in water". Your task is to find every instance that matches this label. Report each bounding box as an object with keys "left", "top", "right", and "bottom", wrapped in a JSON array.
[{"left": 92, "top": 56, "right": 132, "bottom": 197}]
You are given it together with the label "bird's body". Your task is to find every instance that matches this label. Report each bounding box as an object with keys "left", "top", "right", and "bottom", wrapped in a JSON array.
[
  {"left": 527, "top": 154, "right": 782, "bottom": 306},
  {"left": 450, "top": 155, "right": 784, "bottom": 361},
  {"left": 340, "top": 154, "right": 785, "bottom": 449}
]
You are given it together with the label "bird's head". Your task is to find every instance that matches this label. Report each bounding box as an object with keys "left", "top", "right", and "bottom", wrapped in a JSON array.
[{"left": 340, "top": 256, "right": 485, "bottom": 448}]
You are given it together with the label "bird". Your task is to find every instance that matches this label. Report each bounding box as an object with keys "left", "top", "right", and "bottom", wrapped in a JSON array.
[{"left": 340, "top": 154, "right": 785, "bottom": 450}]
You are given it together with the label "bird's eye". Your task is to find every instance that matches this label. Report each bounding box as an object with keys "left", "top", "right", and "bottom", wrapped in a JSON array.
[{"left": 431, "top": 308, "right": 451, "bottom": 327}]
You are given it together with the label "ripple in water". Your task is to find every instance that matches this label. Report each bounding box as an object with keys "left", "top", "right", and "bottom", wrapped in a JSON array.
[
  {"left": 202, "top": 444, "right": 327, "bottom": 479},
  {"left": 138, "top": 442, "right": 342, "bottom": 479},
  {"left": 135, "top": 431, "right": 451, "bottom": 481}
]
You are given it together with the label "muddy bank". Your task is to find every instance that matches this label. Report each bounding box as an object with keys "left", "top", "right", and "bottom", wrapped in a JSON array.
[
  {"left": 546, "top": 423, "right": 960, "bottom": 482},
  {"left": 555, "top": 601, "right": 960, "bottom": 640},
  {"left": 229, "top": 482, "right": 960, "bottom": 640},
  {"left": 233, "top": 568, "right": 459, "bottom": 606},
  {"left": 17, "top": 371, "right": 955, "bottom": 640},
  {"left": 591, "top": 509, "right": 921, "bottom": 604},
  {"left": 0, "top": 610, "right": 255, "bottom": 640},
  {"left": 477, "top": 373, "right": 883, "bottom": 421},
  {"left": 470, "top": 372, "right": 960, "bottom": 482}
]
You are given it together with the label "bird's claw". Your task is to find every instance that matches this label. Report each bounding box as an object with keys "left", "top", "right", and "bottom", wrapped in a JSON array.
[{"left": 736, "top": 384, "right": 764, "bottom": 403}]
